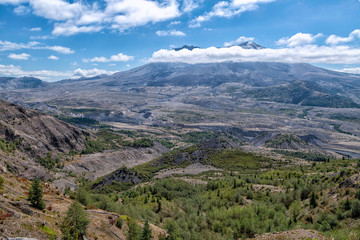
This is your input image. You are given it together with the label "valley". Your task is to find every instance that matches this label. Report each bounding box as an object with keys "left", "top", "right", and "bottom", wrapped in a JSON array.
[{"left": 0, "top": 61, "right": 360, "bottom": 240}]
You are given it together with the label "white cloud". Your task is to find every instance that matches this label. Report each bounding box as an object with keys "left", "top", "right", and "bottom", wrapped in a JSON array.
[
  {"left": 326, "top": 29, "right": 360, "bottom": 45},
  {"left": 182, "top": 0, "right": 202, "bottom": 12},
  {"left": 108, "top": 0, "right": 181, "bottom": 31},
  {"left": 224, "top": 36, "right": 254, "bottom": 47},
  {"left": 0, "top": 40, "right": 39, "bottom": 51},
  {"left": 0, "top": 40, "right": 74, "bottom": 54},
  {"left": 8, "top": 53, "right": 30, "bottom": 60},
  {"left": 150, "top": 44, "right": 360, "bottom": 65},
  {"left": 29, "top": 27, "right": 41, "bottom": 31},
  {"left": 29, "top": 0, "right": 85, "bottom": 21},
  {"left": 110, "top": 53, "right": 134, "bottom": 61},
  {"left": 0, "top": 64, "right": 116, "bottom": 81},
  {"left": 73, "top": 68, "right": 116, "bottom": 77},
  {"left": 169, "top": 20, "right": 181, "bottom": 25},
  {"left": 14, "top": 5, "right": 30, "bottom": 15},
  {"left": 0, "top": 0, "right": 25, "bottom": 4},
  {"left": 190, "top": 0, "right": 275, "bottom": 28},
  {"left": 277, "top": 33, "right": 322, "bottom": 47},
  {"left": 0, "top": 0, "right": 183, "bottom": 36},
  {"left": 48, "top": 55, "right": 59, "bottom": 60},
  {"left": 336, "top": 67, "right": 360, "bottom": 74},
  {"left": 52, "top": 21, "right": 103, "bottom": 36},
  {"left": 45, "top": 45, "right": 74, "bottom": 54},
  {"left": 30, "top": 35, "right": 55, "bottom": 40},
  {"left": 84, "top": 52, "right": 134, "bottom": 63},
  {"left": 0, "top": 64, "right": 70, "bottom": 81},
  {"left": 156, "top": 29, "right": 186, "bottom": 36}
]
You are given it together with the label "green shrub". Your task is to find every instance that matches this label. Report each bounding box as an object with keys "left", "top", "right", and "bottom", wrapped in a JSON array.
[{"left": 115, "top": 218, "right": 123, "bottom": 229}]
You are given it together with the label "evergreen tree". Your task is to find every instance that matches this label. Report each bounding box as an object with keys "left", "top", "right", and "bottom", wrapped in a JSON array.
[
  {"left": 141, "top": 220, "right": 152, "bottom": 240},
  {"left": 345, "top": 198, "right": 352, "bottom": 211},
  {"left": 61, "top": 201, "right": 90, "bottom": 240},
  {"left": 28, "top": 178, "right": 45, "bottom": 210},
  {"left": 156, "top": 199, "right": 162, "bottom": 213},
  {"left": 351, "top": 199, "right": 360, "bottom": 218},
  {"left": 310, "top": 192, "right": 317, "bottom": 208},
  {"left": 127, "top": 218, "right": 141, "bottom": 240},
  {"left": 0, "top": 175, "right": 4, "bottom": 188}
]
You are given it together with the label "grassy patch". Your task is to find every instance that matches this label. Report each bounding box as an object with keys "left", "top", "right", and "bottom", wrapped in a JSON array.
[{"left": 207, "top": 149, "right": 274, "bottom": 170}]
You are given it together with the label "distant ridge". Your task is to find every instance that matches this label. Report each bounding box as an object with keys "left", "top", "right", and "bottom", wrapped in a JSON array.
[
  {"left": 173, "top": 45, "right": 200, "bottom": 51},
  {"left": 0, "top": 76, "right": 48, "bottom": 90}
]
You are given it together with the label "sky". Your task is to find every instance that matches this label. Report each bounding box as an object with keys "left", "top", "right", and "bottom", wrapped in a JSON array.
[{"left": 0, "top": 0, "right": 360, "bottom": 81}]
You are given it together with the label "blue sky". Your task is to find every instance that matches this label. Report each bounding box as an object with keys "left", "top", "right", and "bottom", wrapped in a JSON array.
[{"left": 0, "top": 0, "right": 360, "bottom": 81}]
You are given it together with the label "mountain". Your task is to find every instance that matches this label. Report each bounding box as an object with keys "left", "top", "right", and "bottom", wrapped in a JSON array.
[
  {"left": 51, "top": 61, "right": 359, "bottom": 107},
  {"left": 237, "top": 41, "right": 265, "bottom": 49},
  {"left": 0, "top": 76, "right": 48, "bottom": 90},
  {"left": 54, "top": 61, "right": 359, "bottom": 89}
]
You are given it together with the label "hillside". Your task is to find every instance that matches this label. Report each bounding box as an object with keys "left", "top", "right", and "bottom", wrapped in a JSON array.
[
  {"left": 0, "top": 174, "right": 167, "bottom": 240},
  {"left": 0, "top": 99, "right": 89, "bottom": 179}
]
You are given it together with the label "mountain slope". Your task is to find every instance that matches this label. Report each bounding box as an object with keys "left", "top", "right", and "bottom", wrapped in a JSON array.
[
  {"left": 45, "top": 62, "right": 359, "bottom": 101},
  {"left": 0, "top": 99, "right": 89, "bottom": 179}
]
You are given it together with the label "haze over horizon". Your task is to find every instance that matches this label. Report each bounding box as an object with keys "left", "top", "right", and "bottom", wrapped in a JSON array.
[{"left": 1, "top": 0, "right": 360, "bottom": 81}]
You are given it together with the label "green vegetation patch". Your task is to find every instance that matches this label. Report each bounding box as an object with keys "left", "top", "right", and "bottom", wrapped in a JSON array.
[
  {"left": 207, "top": 149, "right": 274, "bottom": 170},
  {"left": 36, "top": 153, "right": 62, "bottom": 170},
  {"left": 0, "top": 138, "right": 20, "bottom": 154},
  {"left": 275, "top": 150, "right": 331, "bottom": 162},
  {"left": 265, "top": 134, "right": 307, "bottom": 148},
  {"left": 82, "top": 129, "right": 154, "bottom": 154}
]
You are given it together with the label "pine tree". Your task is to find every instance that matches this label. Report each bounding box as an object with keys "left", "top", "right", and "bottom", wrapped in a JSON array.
[
  {"left": 127, "top": 218, "right": 141, "bottom": 240},
  {"left": 310, "top": 192, "right": 317, "bottom": 208},
  {"left": 28, "top": 178, "right": 45, "bottom": 210},
  {"left": 156, "top": 199, "right": 162, "bottom": 213},
  {"left": 61, "top": 201, "right": 90, "bottom": 240},
  {"left": 141, "top": 220, "right": 152, "bottom": 240}
]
